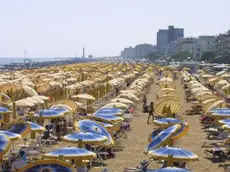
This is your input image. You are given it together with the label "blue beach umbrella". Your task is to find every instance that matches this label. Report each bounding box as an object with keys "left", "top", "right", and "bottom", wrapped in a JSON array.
[
  {"left": 212, "top": 111, "right": 230, "bottom": 117},
  {"left": 50, "top": 107, "right": 69, "bottom": 113},
  {"left": 218, "top": 119, "right": 230, "bottom": 124},
  {"left": 0, "top": 107, "right": 11, "bottom": 113},
  {"left": 43, "top": 147, "right": 96, "bottom": 160},
  {"left": 145, "top": 124, "right": 180, "bottom": 152},
  {"left": 154, "top": 118, "right": 182, "bottom": 126},
  {"left": 148, "top": 147, "right": 199, "bottom": 162},
  {"left": 63, "top": 132, "right": 108, "bottom": 145},
  {"left": 18, "top": 160, "right": 77, "bottom": 172},
  {"left": 95, "top": 108, "right": 123, "bottom": 116},
  {"left": 94, "top": 114, "right": 124, "bottom": 122},
  {"left": 7, "top": 123, "right": 30, "bottom": 137},
  {"left": 0, "top": 130, "right": 21, "bottom": 141},
  {"left": 75, "top": 119, "right": 114, "bottom": 145},
  {"left": 27, "top": 122, "right": 46, "bottom": 132},
  {"left": 148, "top": 129, "right": 162, "bottom": 142},
  {"left": 0, "top": 134, "right": 11, "bottom": 156},
  {"left": 148, "top": 167, "right": 191, "bottom": 172},
  {"left": 209, "top": 108, "right": 230, "bottom": 113},
  {"left": 34, "top": 109, "right": 65, "bottom": 119}
]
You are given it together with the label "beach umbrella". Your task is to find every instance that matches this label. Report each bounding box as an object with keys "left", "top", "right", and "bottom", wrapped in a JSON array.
[
  {"left": 8, "top": 99, "right": 34, "bottom": 107},
  {"left": 34, "top": 109, "right": 65, "bottom": 119},
  {"left": 93, "top": 114, "right": 124, "bottom": 122},
  {"left": 145, "top": 124, "right": 181, "bottom": 152},
  {"left": 118, "top": 93, "right": 139, "bottom": 101},
  {"left": 212, "top": 111, "right": 230, "bottom": 117},
  {"left": 172, "top": 122, "right": 189, "bottom": 140},
  {"left": 148, "top": 129, "right": 162, "bottom": 142},
  {"left": 6, "top": 122, "right": 31, "bottom": 137},
  {"left": 155, "top": 100, "right": 180, "bottom": 116},
  {"left": 0, "top": 130, "right": 21, "bottom": 141},
  {"left": 18, "top": 160, "right": 77, "bottom": 172},
  {"left": 209, "top": 108, "right": 230, "bottom": 113},
  {"left": 148, "top": 147, "right": 199, "bottom": 166},
  {"left": 50, "top": 107, "right": 69, "bottom": 113},
  {"left": 51, "top": 104, "right": 72, "bottom": 111},
  {"left": 71, "top": 94, "right": 95, "bottom": 101},
  {"left": 148, "top": 167, "right": 191, "bottom": 172},
  {"left": 63, "top": 132, "right": 108, "bottom": 147},
  {"left": 219, "top": 119, "right": 230, "bottom": 125},
  {"left": 23, "top": 85, "right": 38, "bottom": 96},
  {"left": 43, "top": 147, "right": 96, "bottom": 160},
  {"left": 27, "top": 122, "right": 46, "bottom": 132},
  {"left": 110, "top": 98, "right": 134, "bottom": 105},
  {"left": 222, "top": 124, "right": 230, "bottom": 131},
  {"left": 96, "top": 107, "right": 123, "bottom": 114},
  {"left": 0, "top": 130, "right": 21, "bottom": 153},
  {"left": 0, "top": 107, "right": 11, "bottom": 113},
  {"left": 75, "top": 119, "right": 114, "bottom": 145},
  {"left": 0, "top": 134, "right": 11, "bottom": 157},
  {"left": 205, "top": 100, "right": 226, "bottom": 113},
  {"left": 153, "top": 118, "right": 182, "bottom": 127},
  {"left": 102, "top": 102, "right": 128, "bottom": 109}
]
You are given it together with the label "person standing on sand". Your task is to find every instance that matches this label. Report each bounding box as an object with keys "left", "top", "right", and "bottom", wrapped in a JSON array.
[{"left": 147, "top": 102, "right": 154, "bottom": 124}]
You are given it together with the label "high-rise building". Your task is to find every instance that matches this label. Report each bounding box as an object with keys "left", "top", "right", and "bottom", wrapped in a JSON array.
[
  {"left": 120, "top": 44, "right": 156, "bottom": 58},
  {"left": 157, "top": 29, "right": 168, "bottom": 54},
  {"left": 215, "top": 30, "right": 230, "bottom": 58},
  {"left": 157, "top": 25, "right": 184, "bottom": 55}
]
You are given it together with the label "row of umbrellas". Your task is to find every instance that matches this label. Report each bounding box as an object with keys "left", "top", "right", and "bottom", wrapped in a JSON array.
[{"left": 143, "top": 70, "right": 199, "bottom": 171}]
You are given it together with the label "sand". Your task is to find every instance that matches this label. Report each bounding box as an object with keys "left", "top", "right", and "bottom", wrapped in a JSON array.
[{"left": 100, "top": 76, "right": 225, "bottom": 172}]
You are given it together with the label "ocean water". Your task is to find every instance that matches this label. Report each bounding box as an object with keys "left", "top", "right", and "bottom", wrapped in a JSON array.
[{"left": 0, "top": 57, "right": 59, "bottom": 65}]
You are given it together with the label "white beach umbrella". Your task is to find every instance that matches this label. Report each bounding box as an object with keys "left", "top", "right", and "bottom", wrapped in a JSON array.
[{"left": 23, "top": 85, "right": 38, "bottom": 96}]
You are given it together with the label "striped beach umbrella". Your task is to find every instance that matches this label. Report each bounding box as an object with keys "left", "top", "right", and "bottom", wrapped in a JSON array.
[
  {"left": 148, "top": 167, "right": 191, "bottom": 172},
  {"left": 75, "top": 119, "right": 114, "bottom": 145},
  {"left": 18, "top": 159, "right": 77, "bottom": 172},
  {"left": 43, "top": 147, "right": 96, "bottom": 160},
  {"left": 34, "top": 109, "right": 65, "bottom": 119},
  {"left": 63, "top": 132, "right": 108, "bottom": 146},
  {"left": 154, "top": 118, "right": 182, "bottom": 127},
  {"left": 145, "top": 124, "right": 181, "bottom": 152}
]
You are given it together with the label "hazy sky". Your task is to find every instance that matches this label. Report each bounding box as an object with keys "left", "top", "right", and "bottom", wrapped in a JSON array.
[{"left": 1, "top": 0, "right": 230, "bottom": 57}]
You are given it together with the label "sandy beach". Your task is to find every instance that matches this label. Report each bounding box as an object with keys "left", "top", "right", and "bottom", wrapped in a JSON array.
[{"left": 102, "top": 76, "right": 225, "bottom": 172}]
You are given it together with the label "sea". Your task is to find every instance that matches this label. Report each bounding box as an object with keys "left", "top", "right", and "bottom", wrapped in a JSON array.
[{"left": 0, "top": 57, "right": 60, "bottom": 65}]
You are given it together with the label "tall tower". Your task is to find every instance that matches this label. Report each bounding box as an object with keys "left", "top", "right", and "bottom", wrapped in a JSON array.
[{"left": 82, "top": 47, "right": 85, "bottom": 58}]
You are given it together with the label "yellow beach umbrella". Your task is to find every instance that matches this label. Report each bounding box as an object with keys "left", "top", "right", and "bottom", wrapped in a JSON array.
[{"left": 205, "top": 100, "right": 226, "bottom": 113}]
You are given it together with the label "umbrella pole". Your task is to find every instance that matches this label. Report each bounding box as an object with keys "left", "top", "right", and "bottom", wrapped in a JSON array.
[
  {"left": 78, "top": 139, "right": 83, "bottom": 148},
  {"left": 12, "top": 101, "right": 16, "bottom": 120},
  {"left": 167, "top": 155, "right": 173, "bottom": 166},
  {"left": 168, "top": 139, "right": 174, "bottom": 147}
]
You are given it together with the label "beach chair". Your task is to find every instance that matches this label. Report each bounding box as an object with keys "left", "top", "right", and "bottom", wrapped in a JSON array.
[
  {"left": 201, "top": 133, "right": 229, "bottom": 147},
  {"left": 123, "top": 160, "right": 151, "bottom": 172},
  {"left": 204, "top": 147, "right": 230, "bottom": 162}
]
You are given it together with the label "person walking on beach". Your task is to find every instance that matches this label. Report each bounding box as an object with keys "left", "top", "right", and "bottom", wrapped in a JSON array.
[{"left": 147, "top": 102, "right": 154, "bottom": 124}]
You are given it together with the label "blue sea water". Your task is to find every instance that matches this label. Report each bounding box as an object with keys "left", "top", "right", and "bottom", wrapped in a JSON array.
[{"left": 0, "top": 57, "right": 59, "bottom": 65}]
